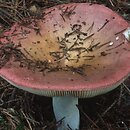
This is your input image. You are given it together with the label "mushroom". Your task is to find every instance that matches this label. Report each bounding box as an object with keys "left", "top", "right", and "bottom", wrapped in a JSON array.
[{"left": 0, "top": 3, "right": 130, "bottom": 130}]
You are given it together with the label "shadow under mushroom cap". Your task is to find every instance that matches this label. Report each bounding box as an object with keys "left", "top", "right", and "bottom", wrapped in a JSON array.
[{"left": 0, "top": 3, "right": 130, "bottom": 97}]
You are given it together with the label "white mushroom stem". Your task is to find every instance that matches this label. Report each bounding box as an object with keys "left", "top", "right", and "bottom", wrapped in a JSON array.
[{"left": 53, "top": 96, "right": 79, "bottom": 130}]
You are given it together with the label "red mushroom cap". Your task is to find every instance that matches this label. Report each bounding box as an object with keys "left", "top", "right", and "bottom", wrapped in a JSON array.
[{"left": 0, "top": 3, "right": 130, "bottom": 97}]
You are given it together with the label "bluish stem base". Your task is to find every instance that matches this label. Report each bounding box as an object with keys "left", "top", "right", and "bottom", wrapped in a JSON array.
[{"left": 53, "top": 96, "right": 79, "bottom": 130}]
